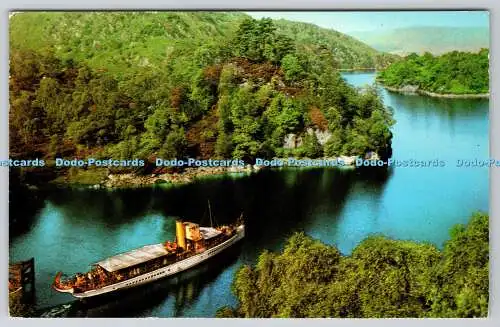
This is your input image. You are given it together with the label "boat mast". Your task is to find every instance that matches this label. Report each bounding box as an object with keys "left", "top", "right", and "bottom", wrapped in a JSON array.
[{"left": 208, "top": 200, "right": 213, "bottom": 227}]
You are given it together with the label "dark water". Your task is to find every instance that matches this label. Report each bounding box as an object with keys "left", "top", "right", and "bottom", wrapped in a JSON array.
[{"left": 9, "top": 73, "right": 489, "bottom": 317}]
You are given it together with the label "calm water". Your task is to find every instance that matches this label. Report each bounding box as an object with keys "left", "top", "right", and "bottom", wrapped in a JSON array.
[{"left": 9, "top": 72, "right": 489, "bottom": 317}]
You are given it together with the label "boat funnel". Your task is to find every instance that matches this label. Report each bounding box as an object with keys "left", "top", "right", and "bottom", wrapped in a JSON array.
[{"left": 176, "top": 220, "right": 186, "bottom": 250}]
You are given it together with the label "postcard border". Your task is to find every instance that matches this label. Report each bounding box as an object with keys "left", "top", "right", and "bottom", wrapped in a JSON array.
[{"left": 1, "top": 1, "right": 498, "bottom": 326}]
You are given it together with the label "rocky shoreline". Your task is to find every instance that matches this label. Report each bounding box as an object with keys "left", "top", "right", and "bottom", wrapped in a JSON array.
[
  {"left": 381, "top": 84, "right": 489, "bottom": 99},
  {"left": 101, "top": 165, "right": 255, "bottom": 188},
  {"left": 77, "top": 155, "right": 361, "bottom": 189}
]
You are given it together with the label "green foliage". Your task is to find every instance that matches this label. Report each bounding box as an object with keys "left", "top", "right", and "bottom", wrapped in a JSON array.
[
  {"left": 323, "top": 130, "right": 344, "bottom": 157},
  {"left": 159, "top": 128, "right": 187, "bottom": 159},
  {"left": 302, "top": 133, "right": 323, "bottom": 157},
  {"left": 351, "top": 237, "right": 440, "bottom": 317},
  {"left": 226, "top": 213, "right": 489, "bottom": 318},
  {"left": 428, "top": 212, "right": 489, "bottom": 317},
  {"left": 378, "top": 50, "right": 489, "bottom": 94},
  {"left": 281, "top": 54, "right": 305, "bottom": 82},
  {"left": 273, "top": 19, "right": 398, "bottom": 69},
  {"left": 233, "top": 17, "right": 294, "bottom": 63},
  {"left": 9, "top": 12, "right": 395, "bottom": 173}
]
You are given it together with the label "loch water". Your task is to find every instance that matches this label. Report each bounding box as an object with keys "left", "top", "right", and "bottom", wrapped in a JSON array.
[{"left": 9, "top": 72, "right": 489, "bottom": 317}]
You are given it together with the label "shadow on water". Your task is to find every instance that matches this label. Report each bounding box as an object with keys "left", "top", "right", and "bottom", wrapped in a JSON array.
[
  {"left": 298, "top": 167, "right": 394, "bottom": 253},
  {"left": 45, "top": 188, "right": 160, "bottom": 227},
  {"left": 9, "top": 172, "right": 48, "bottom": 239},
  {"left": 13, "top": 167, "right": 392, "bottom": 315},
  {"left": 62, "top": 243, "right": 242, "bottom": 317},
  {"left": 12, "top": 71, "right": 488, "bottom": 317},
  {"left": 12, "top": 167, "right": 392, "bottom": 242}
]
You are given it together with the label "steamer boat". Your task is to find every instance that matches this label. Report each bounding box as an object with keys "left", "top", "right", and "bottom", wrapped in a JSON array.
[{"left": 53, "top": 214, "right": 244, "bottom": 298}]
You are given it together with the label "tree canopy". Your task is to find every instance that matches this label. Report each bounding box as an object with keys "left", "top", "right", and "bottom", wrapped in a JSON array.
[
  {"left": 9, "top": 13, "right": 395, "bottom": 183},
  {"left": 377, "top": 50, "right": 489, "bottom": 95},
  {"left": 217, "top": 212, "right": 489, "bottom": 318}
]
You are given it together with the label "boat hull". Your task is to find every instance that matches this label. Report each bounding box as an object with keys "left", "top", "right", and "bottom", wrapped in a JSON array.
[{"left": 69, "top": 225, "right": 245, "bottom": 298}]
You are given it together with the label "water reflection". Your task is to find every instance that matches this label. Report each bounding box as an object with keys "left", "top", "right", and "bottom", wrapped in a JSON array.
[
  {"left": 386, "top": 91, "right": 489, "bottom": 119},
  {"left": 10, "top": 72, "right": 489, "bottom": 317}
]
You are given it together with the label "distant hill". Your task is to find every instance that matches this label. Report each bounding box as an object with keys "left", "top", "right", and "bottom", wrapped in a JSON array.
[
  {"left": 349, "top": 27, "right": 489, "bottom": 55},
  {"left": 273, "top": 19, "right": 397, "bottom": 69}
]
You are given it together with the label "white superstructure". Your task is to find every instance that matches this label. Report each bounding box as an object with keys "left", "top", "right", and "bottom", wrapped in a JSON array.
[{"left": 69, "top": 224, "right": 244, "bottom": 298}]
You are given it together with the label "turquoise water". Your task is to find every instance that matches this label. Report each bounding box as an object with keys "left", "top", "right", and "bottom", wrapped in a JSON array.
[
  {"left": 316, "top": 72, "right": 489, "bottom": 250},
  {"left": 9, "top": 72, "right": 489, "bottom": 316}
]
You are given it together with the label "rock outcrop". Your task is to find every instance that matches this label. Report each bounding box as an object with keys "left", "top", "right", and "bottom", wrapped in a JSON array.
[{"left": 283, "top": 128, "right": 333, "bottom": 149}]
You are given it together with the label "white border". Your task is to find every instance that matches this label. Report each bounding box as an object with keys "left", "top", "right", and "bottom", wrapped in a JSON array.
[{"left": 1, "top": 1, "right": 498, "bottom": 327}]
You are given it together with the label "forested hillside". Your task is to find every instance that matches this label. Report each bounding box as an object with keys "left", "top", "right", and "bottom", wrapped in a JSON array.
[
  {"left": 218, "top": 212, "right": 489, "bottom": 318},
  {"left": 377, "top": 50, "right": 489, "bottom": 95},
  {"left": 273, "top": 19, "right": 397, "bottom": 69},
  {"left": 9, "top": 12, "right": 394, "bottom": 178}
]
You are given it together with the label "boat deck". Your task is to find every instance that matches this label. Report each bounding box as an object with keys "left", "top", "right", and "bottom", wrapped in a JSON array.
[{"left": 96, "top": 244, "right": 170, "bottom": 273}]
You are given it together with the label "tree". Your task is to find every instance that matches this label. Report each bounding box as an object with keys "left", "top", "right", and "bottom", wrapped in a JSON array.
[
  {"left": 159, "top": 128, "right": 187, "bottom": 159},
  {"left": 377, "top": 50, "right": 489, "bottom": 95},
  {"left": 223, "top": 213, "right": 488, "bottom": 318},
  {"left": 215, "top": 131, "right": 232, "bottom": 158},
  {"left": 233, "top": 17, "right": 294, "bottom": 63},
  {"left": 264, "top": 34, "right": 294, "bottom": 64},
  {"left": 351, "top": 237, "right": 440, "bottom": 317},
  {"left": 428, "top": 212, "right": 489, "bottom": 317},
  {"left": 281, "top": 54, "right": 304, "bottom": 82},
  {"left": 303, "top": 132, "right": 323, "bottom": 157}
]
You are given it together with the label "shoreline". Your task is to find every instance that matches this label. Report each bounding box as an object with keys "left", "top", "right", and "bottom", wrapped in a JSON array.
[
  {"left": 45, "top": 165, "right": 256, "bottom": 189},
  {"left": 101, "top": 165, "right": 255, "bottom": 188},
  {"left": 39, "top": 156, "right": 362, "bottom": 189},
  {"left": 380, "top": 84, "right": 489, "bottom": 99},
  {"left": 338, "top": 68, "right": 377, "bottom": 72}
]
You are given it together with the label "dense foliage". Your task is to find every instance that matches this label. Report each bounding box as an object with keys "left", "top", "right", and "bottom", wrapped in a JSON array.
[
  {"left": 218, "top": 212, "right": 489, "bottom": 318},
  {"left": 9, "top": 13, "right": 394, "bottom": 179},
  {"left": 377, "top": 50, "right": 489, "bottom": 95}
]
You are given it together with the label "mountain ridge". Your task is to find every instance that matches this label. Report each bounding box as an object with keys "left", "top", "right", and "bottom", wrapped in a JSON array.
[{"left": 348, "top": 26, "right": 489, "bottom": 55}]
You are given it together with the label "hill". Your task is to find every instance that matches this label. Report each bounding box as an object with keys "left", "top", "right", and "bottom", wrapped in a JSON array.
[
  {"left": 377, "top": 50, "right": 489, "bottom": 96},
  {"left": 349, "top": 27, "right": 489, "bottom": 55},
  {"left": 9, "top": 12, "right": 395, "bottom": 185},
  {"left": 273, "top": 19, "right": 397, "bottom": 69},
  {"left": 9, "top": 12, "right": 248, "bottom": 76},
  {"left": 10, "top": 12, "right": 391, "bottom": 73}
]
